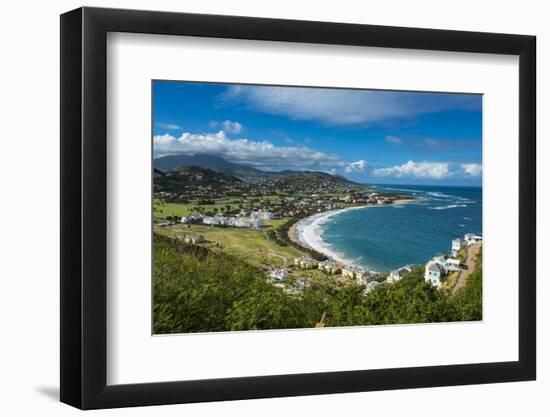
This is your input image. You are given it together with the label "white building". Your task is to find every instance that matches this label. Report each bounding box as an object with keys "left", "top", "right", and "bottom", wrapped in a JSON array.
[
  {"left": 341, "top": 266, "right": 357, "bottom": 279},
  {"left": 424, "top": 261, "right": 444, "bottom": 288},
  {"left": 251, "top": 210, "right": 274, "bottom": 220},
  {"left": 451, "top": 238, "right": 466, "bottom": 256},
  {"left": 342, "top": 266, "right": 370, "bottom": 283},
  {"left": 387, "top": 265, "right": 415, "bottom": 283},
  {"left": 292, "top": 278, "right": 309, "bottom": 291},
  {"left": 356, "top": 271, "right": 377, "bottom": 286},
  {"left": 445, "top": 258, "right": 461, "bottom": 272},
  {"left": 464, "top": 233, "right": 483, "bottom": 246},
  {"left": 433, "top": 255, "right": 447, "bottom": 268},
  {"left": 202, "top": 215, "right": 263, "bottom": 228},
  {"left": 202, "top": 216, "right": 217, "bottom": 225},
  {"left": 230, "top": 217, "right": 264, "bottom": 228},
  {"left": 318, "top": 260, "right": 340, "bottom": 275},
  {"left": 294, "top": 256, "right": 318, "bottom": 269},
  {"left": 269, "top": 268, "right": 289, "bottom": 283}
]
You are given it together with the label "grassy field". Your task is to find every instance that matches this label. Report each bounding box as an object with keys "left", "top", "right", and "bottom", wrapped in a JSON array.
[
  {"left": 155, "top": 219, "right": 310, "bottom": 269},
  {"left": 154, "top": 196, "right": 284, "bottom": 219}
]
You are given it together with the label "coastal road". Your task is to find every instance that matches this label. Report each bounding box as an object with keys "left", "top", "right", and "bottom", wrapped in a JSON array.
[{"left": 452, "top": 243, "right": 481, "bottom": 293}]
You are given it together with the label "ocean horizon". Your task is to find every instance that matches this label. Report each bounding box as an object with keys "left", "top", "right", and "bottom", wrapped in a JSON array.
[{"left": 298, "top": 184, "right": 482, "bottom": 273}]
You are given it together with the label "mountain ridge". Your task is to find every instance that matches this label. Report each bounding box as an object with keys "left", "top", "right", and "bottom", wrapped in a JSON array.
[{"left": 153, "top": 153, "right": 356, "bottom": 184}]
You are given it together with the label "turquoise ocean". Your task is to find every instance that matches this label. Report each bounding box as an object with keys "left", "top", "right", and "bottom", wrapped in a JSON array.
[{"left": 314, "top": 185, "right": 482, "bottom": 273}]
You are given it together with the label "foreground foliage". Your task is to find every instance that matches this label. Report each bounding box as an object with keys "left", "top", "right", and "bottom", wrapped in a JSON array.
[{"left": 153, "top": 234, "right": 482, "bottom": 333}]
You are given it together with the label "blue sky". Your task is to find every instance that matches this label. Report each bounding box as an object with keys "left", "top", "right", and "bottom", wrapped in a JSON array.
[{"left": 153, "top": 81, "right": 482, "bottom": 186}]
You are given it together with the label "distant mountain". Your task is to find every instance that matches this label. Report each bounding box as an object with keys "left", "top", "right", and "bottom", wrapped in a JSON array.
[
  {"left": 154, "top": 165, "right": 242, "bottom": 195},
  {"left": 154, "top": 154, "right": 266, "bottom": 180},
  {"left": 153, "top": 153, "right": 356, "bottom": 184}
]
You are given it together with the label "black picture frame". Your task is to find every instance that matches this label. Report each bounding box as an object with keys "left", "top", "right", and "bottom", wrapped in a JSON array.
[{"left": 60, "top": 6, "right": 536, "bottom": 410}]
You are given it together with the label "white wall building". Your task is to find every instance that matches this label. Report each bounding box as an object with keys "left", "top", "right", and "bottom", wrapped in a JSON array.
[
  {"left": 294, "top": 256, "right": 318, "bottom": 269},
  {"left": 341, "top": 266, "right": 356, "bottom": 279},
  {"left": 318, "top": 260, "right": 340, "bottom": 274},
  {"left": 433, "top": 255, "right": 447, "bottom": 267},
  {"left": 387, "top": 265, "right": 415, "bottom": 283},
  {"left": 269, "top": 268, "right": 289, "bottom": 283},
  {"left": 202, "top": 216, "right": 217, "bottom": 225},
  {"left": 451, "top": 238, "right": 466, "bottom": 256},
  {"left": 424, "top": 261, "right": 444, "bottom": 288},
  {"left": 251, "top": 210, "right": 274, "bottom": 220},
  {"left": 341, "top": 266, "right": 371, "bottom": 283},
  {"left": 445, "top": 258, "right": 461, "bottom": 272},
  {"left": 464, "top": 233, "right": 483, "bottom": 245}
]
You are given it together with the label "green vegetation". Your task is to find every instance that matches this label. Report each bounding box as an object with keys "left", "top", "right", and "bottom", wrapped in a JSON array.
[
  {"left": 155, "top": 222, "right": 308, "bottom": 268},
  {"left": 153, "top": 234, "right": 482, "bottom": 334},
  {"left": 450, "top": 247, "right": 482, "bottom": 321},
  {"left": 154, "top": 196, "right": 289, "bottom": 220},
  {"left": 266, "top": 217, "right": 327, "bottom": 261}
]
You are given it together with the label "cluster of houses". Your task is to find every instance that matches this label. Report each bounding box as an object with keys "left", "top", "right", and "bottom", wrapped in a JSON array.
[
  {"left": 339, "top": 193, "right": 395, "bottom": 205},
  {"left": 318, "top": 260, "right": 340, "bottom": 275},
  {"left": 424, "top": 233, "right": 483, "bottom": 288},
  {"left": 290, "top": 256, "right": 382, "bottom": 292},
  {"left": 386, "top": 264, "right": 417, "bottom": 284},
  {"left": 278, "top": 231, "right": 483, "bottom": 294},
  {"left": 341, "top": 266, "right": 379, "bottom": 285},
  {"left": 269, "top": 268, "right": 289, "bottom": 282},
  {"left": 180, "top": 210, "right": 274, "bottom": 229},
  {"left": 294, "top": 256, "right": 320, "bottom": 270},
  {"left": 268, "top": 268, "right": 309, "bottom": 294}
]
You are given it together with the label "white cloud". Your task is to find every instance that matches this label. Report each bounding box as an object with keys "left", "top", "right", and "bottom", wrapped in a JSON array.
[
  {"left": 345, "top": 160, "right": 367, "bottom": 173},
  {"left": 156, "top": 123, "right": 182, "bottom": 130},
  {"left": 385, "top": 135, "right": 402, "bottom": 145},
  {"left": 222, "top": 85, "right": 481, "bottom": 126},
  {"left": 372, "top": 160, "right": 451, "bottom": 179},
  {"left": 208, "top": 120, "right": 244, "bottom": 134},
  {"left": 153, "top": 131, "right": 346, "bottom": 172},
  {"left": 461, "top": 163, "right": 482, "bottom": 176},
  {"left": 221, "top": 120, "right": 243, "bottom": 134}
]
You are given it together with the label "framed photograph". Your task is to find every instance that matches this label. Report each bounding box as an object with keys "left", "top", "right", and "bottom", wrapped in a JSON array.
[{"left": 60, "top": 7, "right": 536, "bottom": 409}]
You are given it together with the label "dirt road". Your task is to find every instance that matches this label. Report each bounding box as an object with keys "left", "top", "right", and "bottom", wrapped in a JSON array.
[{"left": 451, "top": 243, "right": 481, "bottom": 293}]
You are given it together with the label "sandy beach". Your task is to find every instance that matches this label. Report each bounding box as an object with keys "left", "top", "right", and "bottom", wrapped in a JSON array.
[{"left": 288, "top": 199, "right": 414, "bottom": 269}]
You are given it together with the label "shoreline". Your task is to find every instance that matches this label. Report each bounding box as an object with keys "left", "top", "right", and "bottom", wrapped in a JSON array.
[{"left": 288, "top": 199, "right": 414, "bottom": 271}]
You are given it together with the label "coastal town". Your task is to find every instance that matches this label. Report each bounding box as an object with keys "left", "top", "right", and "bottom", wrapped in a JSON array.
[
  {"left": 153, "top": 160, "right": 435, "bottom": 295},
  {"left": 155, "top": 166, "right": 482, "bottom": 296},
  {"left": 266, "top": 232, "right": 482, "bottom": 295},
  {"left": 152, "top": 154, "right": 483, "bottom": 311},
  {"left": 152, "top": 82, "right": 483, "bottom": 334}
]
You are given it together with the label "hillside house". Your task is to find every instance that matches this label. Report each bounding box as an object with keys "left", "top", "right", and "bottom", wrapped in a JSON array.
[
  {"left": 444, "top": 258, "right": 461, "bottom": 272},
  {"left": 433, "top": 255, "right": 447, "bottom": 268},
  {"left": 451, "top": 238, "right": 466, "bottom": 256},
  {"left": 341, "top": 266, "right": 356, "bottom": 279},
  {"left": 464, "top": 233, "right": 483, "bottom": 246},
  {"left": 387, "top": 265, "right": 414, "bottom": 283},
  {"left": 356, "top": 271, "right": 377, "bottom": 286},
  {"left": 424, "top": 261, "right": 444, "bottom": 288},
  {"left": 269, "top": 268, "right": 289, "bottom": 283},
  {"left": 342, "top": 266, "right": 370, "bottom": 282},
  {"left": 294, "top": 256, "right": 318, "bottom": 269},
  {"left": 251, "top": 210, "right": 274, "bottom": 220},
  {"left": 318, "top": 260, "right": 340, "bottom": 275}
]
